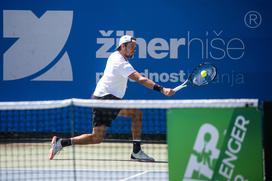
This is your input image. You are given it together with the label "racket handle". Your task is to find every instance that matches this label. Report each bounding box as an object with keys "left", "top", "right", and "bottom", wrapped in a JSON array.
[
  {"left": 173, "top": 80, "right": 188, "bottom": 92},
  {"left": 173, "top": 84, "right": 187, "bottom": 92}
]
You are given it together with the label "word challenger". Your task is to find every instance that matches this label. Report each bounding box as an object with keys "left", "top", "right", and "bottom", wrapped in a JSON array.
[{"left": 184, "top": 116, "right": 250, "bottom": 181}]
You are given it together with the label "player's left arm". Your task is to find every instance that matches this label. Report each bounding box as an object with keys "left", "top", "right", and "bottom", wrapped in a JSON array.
[{"left": 129, "top": 71, "right": 175, "bottom": 96}]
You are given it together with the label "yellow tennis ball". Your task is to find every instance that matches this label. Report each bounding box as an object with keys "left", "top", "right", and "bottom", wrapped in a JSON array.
[{"left": 201, "top": 70, "right": 207, "bottom": 78}]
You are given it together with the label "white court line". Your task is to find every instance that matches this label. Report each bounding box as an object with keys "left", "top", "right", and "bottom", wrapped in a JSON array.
[
  {"left": 118, "top": 171, "right": 149, "bottom": 181},
  {"left": 0, "top": 168, "right": 166, "bottom": 172}
]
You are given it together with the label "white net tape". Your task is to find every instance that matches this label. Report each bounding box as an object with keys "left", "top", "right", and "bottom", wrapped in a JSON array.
[{"left": 0, "top": 98, "right": 258, "bottom": 110}]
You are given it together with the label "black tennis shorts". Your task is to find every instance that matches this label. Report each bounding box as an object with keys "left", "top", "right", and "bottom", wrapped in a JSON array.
[{"left": 92, "top": 94, "right": 121, "bottom": 127}]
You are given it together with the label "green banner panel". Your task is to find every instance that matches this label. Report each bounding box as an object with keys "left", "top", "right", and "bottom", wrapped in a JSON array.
[{"left": 167, "top": 108, "right": 263, "bottom": 181}]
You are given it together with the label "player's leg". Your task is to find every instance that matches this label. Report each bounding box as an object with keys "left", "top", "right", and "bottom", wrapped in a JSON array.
[
  {"left": 49, "top": 94, "right": 121, "bottom": 160},
  {"left": 49, "top": 125, "right": 107, "bottom": 160},
  {"left": 118, "top": 109, "right": 142, "bottom": 140},
  {"left": 49, "top": 106, "right": 112, "bottom": 160},
  {"left": 118, "top": 109, "right": 154, "bottom": 162},
  {"left": 49, "top": 99, "right": 121, "bottom": 160},
  {"left": 71, "top": 125, "right": 107, "bottom": 144}
]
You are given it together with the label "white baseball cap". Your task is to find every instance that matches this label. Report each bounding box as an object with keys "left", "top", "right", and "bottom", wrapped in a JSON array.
[{"left": 117, "top": 35, "right": 136, "bottom": 49}]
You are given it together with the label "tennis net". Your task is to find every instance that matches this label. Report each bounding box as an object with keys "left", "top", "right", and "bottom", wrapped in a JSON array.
[{"left": 0, "top": 99, "right": 259, "bottom": 181}]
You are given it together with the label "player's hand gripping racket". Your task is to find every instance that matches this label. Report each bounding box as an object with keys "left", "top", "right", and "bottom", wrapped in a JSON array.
[{"left": 173, "top": 63, "right": 217, "bottom": 92}]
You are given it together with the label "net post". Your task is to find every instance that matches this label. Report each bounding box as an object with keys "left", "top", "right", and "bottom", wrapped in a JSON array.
[
  {"left": 263, "top": 101, "right": 272, "bottom": 181},
  {"left": 70, "top": 99, "right": 77, "bottom": 181}
]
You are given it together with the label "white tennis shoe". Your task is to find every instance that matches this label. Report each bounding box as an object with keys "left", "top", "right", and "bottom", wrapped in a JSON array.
[
  {"left": 131, "top": 150, "right": 155, "bottom": 162},
  {"left": 49, "top": 136, "right": 62, "bottom": 160}
]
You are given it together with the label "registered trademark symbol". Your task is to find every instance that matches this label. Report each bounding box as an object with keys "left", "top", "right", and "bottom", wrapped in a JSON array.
[{"left": 244, "top": 10, "right": 262, "bottom": 29}]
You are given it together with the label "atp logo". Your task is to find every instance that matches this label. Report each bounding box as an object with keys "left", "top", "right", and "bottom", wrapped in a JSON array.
[
  {"left": 184, "top": 123, "right": 220, "bottom": 181},
  {"left": 3, "top": 10, "right": 73, "bottom": 81}
]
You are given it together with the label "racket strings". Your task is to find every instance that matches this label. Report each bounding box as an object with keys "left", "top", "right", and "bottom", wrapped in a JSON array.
[{"left": 189, "top": 63, "right": 217, "bottom": 86}]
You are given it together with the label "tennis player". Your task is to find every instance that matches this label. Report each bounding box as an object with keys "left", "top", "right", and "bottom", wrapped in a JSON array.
[{"left": 49, "top": 35, "right": 175, "bottom": 162}]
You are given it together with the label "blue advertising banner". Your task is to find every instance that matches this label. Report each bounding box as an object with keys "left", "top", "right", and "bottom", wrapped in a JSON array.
[{"left": 0, "top": 0, "right": 271, "bottom": 101}]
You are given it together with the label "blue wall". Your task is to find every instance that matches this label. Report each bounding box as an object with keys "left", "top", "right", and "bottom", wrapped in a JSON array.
[{"left": 0, "top": 0, "right": 271, "bottom": 101}]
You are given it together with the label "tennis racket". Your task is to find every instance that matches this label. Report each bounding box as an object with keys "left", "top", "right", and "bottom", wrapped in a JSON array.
[{"left": 173, "top": 63, "right": 217, "bottom": 92}]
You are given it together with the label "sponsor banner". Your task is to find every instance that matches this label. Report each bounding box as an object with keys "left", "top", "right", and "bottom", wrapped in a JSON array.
[
  {"left": 167, "top": 108, "right": 263, "bottom": 181},
  {"left": 0, "top": 1, "right": 271, "bottom": 101}
]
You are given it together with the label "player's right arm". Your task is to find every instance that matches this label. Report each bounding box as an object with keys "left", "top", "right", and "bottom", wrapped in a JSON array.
[{"left": 129, "top": 71, "right": 175, "bottom": 96}]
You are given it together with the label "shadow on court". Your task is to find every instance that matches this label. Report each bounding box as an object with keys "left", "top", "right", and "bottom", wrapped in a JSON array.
[{"left": 54, "top": 158, "right": 168, "bottom": 163}]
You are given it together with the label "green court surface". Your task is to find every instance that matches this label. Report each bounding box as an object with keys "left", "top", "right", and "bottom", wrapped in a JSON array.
[{"left": 0, "top": 141, "right": 168, "bottom": 180}]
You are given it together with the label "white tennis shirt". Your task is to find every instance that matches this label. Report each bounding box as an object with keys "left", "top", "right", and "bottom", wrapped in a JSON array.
[{"left": 93, "top": 51, "right": 136, "bottom": 98}]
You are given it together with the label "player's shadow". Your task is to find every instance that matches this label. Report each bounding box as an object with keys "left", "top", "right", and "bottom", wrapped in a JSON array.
[{"left": 54, "top": 158, "right": 167, "bottom": 163}]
